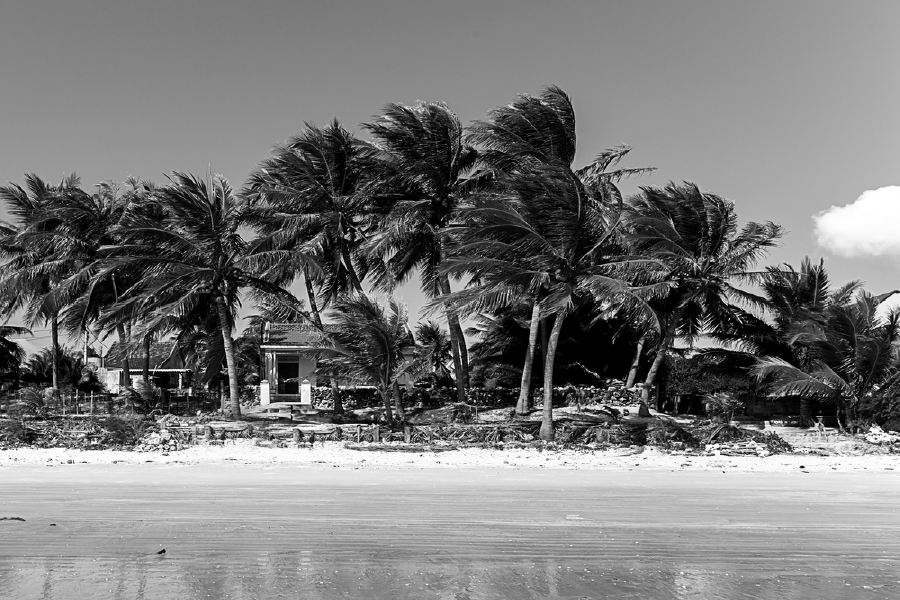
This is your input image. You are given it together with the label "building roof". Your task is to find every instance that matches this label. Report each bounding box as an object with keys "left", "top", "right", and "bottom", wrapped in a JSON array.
[
  {"left": 261, "top": 322, "right": 334, "bottom": 347},
  {"left": 105, "top": 341, "right": 188, "bottom": 370}
]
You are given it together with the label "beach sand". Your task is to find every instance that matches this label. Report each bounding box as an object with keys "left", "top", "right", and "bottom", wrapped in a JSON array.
[
  {"left": 2, "top": 445, "right": 900, "bottom": 598},
  {"left": 2, "top": 440, "right": 900, "bottom": 472}
]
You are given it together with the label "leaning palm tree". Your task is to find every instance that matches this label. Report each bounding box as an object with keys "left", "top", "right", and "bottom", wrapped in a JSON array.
[
  {"left": 754, "top": 291, "right": 900, "bottom": 431},
  {"left": 624, "top": 182, "right": 784, "bottom": 406},
  {"left": 446, "top": 166, "right": 661, "bottom": 440},
  {"left": 465, "top": 86, "right": 655, "bottom": 417},
  {"left": 101, "top": 172, "right": 292, "bottom": 418},
  {"left": 245, "top": 120, "right": 379, "bottom": 301},
  {"left": 307, "top": 295, "right": 423, "bottom": 425},
  {"left": 363, "top": 101, "right": 482, "bottom": 402},
  {"left": 245, "top": 120, "right": 383, "bottom": 413}
]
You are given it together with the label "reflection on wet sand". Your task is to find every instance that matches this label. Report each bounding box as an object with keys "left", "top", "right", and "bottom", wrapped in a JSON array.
[
  {"left": 1, "top": 466, "right": 898, "bottom": 599},
  {"left": 4, "top": 554, "right": 897, "bottom": 599}
]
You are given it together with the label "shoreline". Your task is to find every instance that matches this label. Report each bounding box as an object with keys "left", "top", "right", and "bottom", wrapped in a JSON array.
[{"left": 3, "top": 440, "right": 900, "bottom": 473}]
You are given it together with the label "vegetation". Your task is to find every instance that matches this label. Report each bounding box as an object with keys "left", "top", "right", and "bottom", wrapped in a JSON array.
[{"left": 2, "top": 84, "right": 900, "bottom": 436}]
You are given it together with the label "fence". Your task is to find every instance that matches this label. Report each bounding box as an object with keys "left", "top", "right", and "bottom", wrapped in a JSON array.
[{"left": 0, "top": 389, "right": 217, "bottom": 418}]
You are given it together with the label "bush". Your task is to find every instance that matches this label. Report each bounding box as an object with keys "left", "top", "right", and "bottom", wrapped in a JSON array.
[
  {"left": 704, "top": 393, "right": 745, "bottom": 421},
  {"left": 101, "top": 415, "right": 151, "bottom": 446}
]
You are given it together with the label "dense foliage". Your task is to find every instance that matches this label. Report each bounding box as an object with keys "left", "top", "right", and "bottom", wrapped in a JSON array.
[{"left": 3, "top": 84, "right": 899, "bottom": 434}]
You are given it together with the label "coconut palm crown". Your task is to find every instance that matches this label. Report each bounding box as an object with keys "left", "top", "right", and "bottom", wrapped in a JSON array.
[{"left": 624, "top": 181, "right": 784, "bottom": 402}]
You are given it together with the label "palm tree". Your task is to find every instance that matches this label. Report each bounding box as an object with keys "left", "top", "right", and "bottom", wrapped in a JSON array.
[
  {"left": 307, "top": 295, "right": 423, "bottom": 425},
  {"left": 465, "top": 87, "right": 655, "bottom": 418},
  {"left": 362, "top": 101, "right": 482, "bottom": 402},
  {"left": 624, "top": 182, "right": 783, "bottom": 407},
  {"left": 0, "top": 174, "right": 86, "bottom": 393},
  {"left": 23, "top": 345, "right": 84, "bottom": 388},
  {"left": 0, "top": 325, "right": 29, "bottom": 380},
  {"left": 102, "top": 172, "right": 291, "bottom": 418},
  {"left": 414, "top": 320, "right": 453, "bottom": 386},
  {"left": 447, "top": 164, "right": 657, "bottom": 440},
  {"left": 30, "top": 177, "right": 155, "bottom": 389},
  {"left": 754, "top": 291, "right": 900, "bottom": 431},
  {"left": 695, "top": 257, "right": 860, "bottom": 424},
  {"left": 245, "top": 120, "right": 383, "bottom": 413}
]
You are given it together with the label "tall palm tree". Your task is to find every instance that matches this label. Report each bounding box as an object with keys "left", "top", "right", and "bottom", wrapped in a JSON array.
[
  {"left": 465, "top": 87, "right": 655, "bottom": 417},
  {"left": 102, "top": 172, "right": 290, "bottom": 418},
  {"left": 307, "top": 295, "right": 423, "bottom": 425},
  {"left": 32, "top": 177, "right": 155, "bottom": 389},
  {"left": 363, "top": 101, "right": 481, "bottom": 402},
  {"left": 447, "top": 164, "right": 659, "bottom": 440},
  {"left": 0, "top": 174, "right": 85, "bottom": 393},
  {"left": 754, "top": 291, "right": 900, "bottom": 430},
  {"left": 624, "top": 182, "right": 783, "bottom": 406},
  {"left": 245, "top": 120, "right": 379, "bottom": 300},
  {"left": 245, "top": 120, "right": 383, "bottom": 413}
]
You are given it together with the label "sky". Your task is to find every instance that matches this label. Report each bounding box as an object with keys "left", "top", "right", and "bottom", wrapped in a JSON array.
[{"left": 1, "top": 0, "right": 899, "bottom": 356}]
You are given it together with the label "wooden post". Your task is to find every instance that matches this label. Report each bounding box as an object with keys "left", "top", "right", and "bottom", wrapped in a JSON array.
[
  {"left": 404, "top": 424, "right": 411, "bottom": 443},
  {"left": 292, "top": 429, "right": 301, "bottom": 444},
  {"left": 356, "top": 425, "right": 361, "bottom": 444},
  {"left": 372, "top": 424, "right": 380, "bottom": 443},
  {"left": 90, "top": 392, "right": 94, "bottom": 416}
]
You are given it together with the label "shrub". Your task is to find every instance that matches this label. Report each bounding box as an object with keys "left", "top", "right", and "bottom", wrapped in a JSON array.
[{"left": 101, "top": 415, "right": 151, "bottom": 446}]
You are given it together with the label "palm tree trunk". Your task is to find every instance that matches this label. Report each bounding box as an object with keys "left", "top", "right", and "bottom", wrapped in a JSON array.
[
  {"left": 305, "top": 269, "right": 343, "bottom": 415},
  {"left": 215, "top": 296, "right": 241, "bottom": 419},
  {"left": 116, "top": 323, "right": 131, "bottom": 390},
  {"left": 392, "top": 380, "right": 406, "bottom": 422},
  {"left": 516, "top": 300, "right": 541, "bottom": 415},
  {"left": 541, "top": 316, "right": 550, "bottom": 374},
  {"left": 379, "top": 388, "right": 394, "bottom": 426},
  {"left": 449, "top": 316, "right": 470, "bottom": 390},
  {"left": 439, "top": 276, "right": 467, "bottom": 404},
  {"left": 142, "top": 333, "right": 151, "bottom": 382},
  {"left": 539, "top": 312, "right": 566, "bottom": 441},
  {"left": 50, "top": 314, "right": 60, "bottom": 394},
  {"left": 642, "top": 308, "right": 684, "bottom": 409},
  {"left": 625, "top": 337, "right": 645, "bottom": 389}
]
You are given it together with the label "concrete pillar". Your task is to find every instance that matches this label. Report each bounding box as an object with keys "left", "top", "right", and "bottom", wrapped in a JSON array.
[
  {"left": 300, "top": 379, "right": 311, "bottom": 405},
  {"left": 260, "top": 380, "right": 271, "bottom": 405}
]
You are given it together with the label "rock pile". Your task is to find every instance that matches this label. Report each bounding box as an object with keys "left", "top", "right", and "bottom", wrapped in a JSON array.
[
  {"left": 564, "top": 380, "right": 642, "bottom": 408},
  {"left": 703, "top": 441, "right": 771, "bottom": 457},
  {"left": 864, "top": 425, "right": 900, "bottom": 445},
  {"left": 136, "top": 429, "right": 184, "bottom": 453}
]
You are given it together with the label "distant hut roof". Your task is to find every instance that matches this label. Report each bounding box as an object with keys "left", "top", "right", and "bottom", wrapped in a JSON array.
[
  {"left": 105, "top": 341, "right": 188, "bottom": 371},
  {"left": 260, "top": 322, "right": 335, "bottom": 348}
]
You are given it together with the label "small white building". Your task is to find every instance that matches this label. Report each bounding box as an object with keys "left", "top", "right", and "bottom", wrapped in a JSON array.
[
  {"left": 258, "top": 323, "right": 324, "bottom": 406},
  {"left": 103, "top": 341, "right": 192, "bottom": 394}
]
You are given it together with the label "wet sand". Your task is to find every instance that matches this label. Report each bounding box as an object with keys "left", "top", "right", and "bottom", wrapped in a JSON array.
[{"left": 1, "top": 459, "right": 899, "bottom": 599}]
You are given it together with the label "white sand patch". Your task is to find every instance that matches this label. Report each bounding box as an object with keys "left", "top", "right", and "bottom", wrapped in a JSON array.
[{"left": 2, "top": 441, "right": 899, "bottom": 473}]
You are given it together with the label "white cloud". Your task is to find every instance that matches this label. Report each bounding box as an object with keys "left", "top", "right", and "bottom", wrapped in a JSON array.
[{"left": 814, "top": 186, "right": 900, "bottom": 257}]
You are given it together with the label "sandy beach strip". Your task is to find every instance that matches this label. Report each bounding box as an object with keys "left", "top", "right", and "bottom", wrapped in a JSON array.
[{"left": 2, "top": 440, "right": 900, "bottom": 472}]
